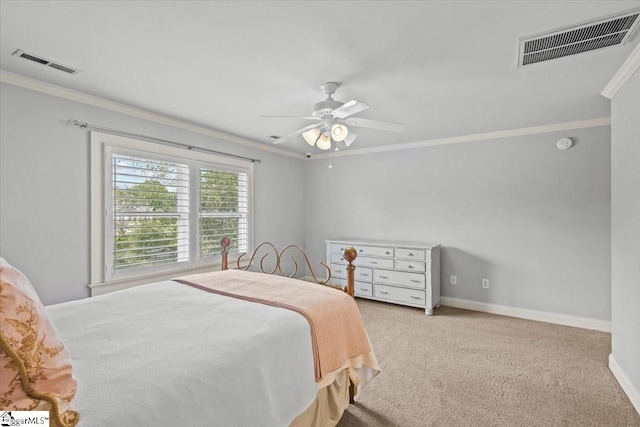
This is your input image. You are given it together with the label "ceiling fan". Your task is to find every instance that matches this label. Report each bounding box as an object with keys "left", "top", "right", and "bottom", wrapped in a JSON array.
[{"left": 264, "top": 82, "right": 405, "bottom": 150}]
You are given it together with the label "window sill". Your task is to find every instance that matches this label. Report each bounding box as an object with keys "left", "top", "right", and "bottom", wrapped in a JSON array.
[{"left": 89, "top": 257, "right": 244, "bottom": 297}]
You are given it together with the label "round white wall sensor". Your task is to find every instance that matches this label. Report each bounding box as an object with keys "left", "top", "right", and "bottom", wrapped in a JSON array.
[{"left": 557, "top": 137, "right": 573, "bottom": 150}]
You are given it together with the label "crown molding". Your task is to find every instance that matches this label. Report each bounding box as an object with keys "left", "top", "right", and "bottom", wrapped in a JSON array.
[
  {"left": 1, "top": 69, "right": 612, "bottom": 160},
  {"left": 0, "top": 70, "right": 304, "bottom": 159},
  {"left": 315, "top": 116, "right": 611, "bottom": 159},
  {"left": 602, "top": 42, "right": 640, "bottom": 99}
]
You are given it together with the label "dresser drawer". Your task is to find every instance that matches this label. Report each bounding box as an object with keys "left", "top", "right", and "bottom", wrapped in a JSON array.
[
  {"left": 374, "top": 285, "right": 426, "bottom": 306},
  {"left": 395, "top": 248, "right": 426, "bottom": 260},
  {"left": 330, "top": 278, "right": 373, "bottom": 298},
  {"left": 330, "top": 243, "right": 352, "bottom": 253},
  {"left": 330, "top": 260, "right": 372, "bottom": 281},
  {"left": 355, "top": 267, "right": 373, "bottom": 282},
  {"left": 354, "top": 281, "right": 373, "bottom": 298},
  {"left": 356, "top": 256, "right": 394, "bottom": 269},
  {"left": 331, "top": 277, "right": 346, "bottom": 287},
  {"left": 330, "top": 252, "right": 347, "bottom": 264},
  {"left": 374, "top": 270, "right": 425, "bottom": 289},
  {"left": 330, "top": 263, "right": 348, "bottom": 279},
  {"left": 395, "top": 260, "right": 426, "bottom": 273},
  {"left": 354, "top": 245, "right": 394, "bottom": 258}
]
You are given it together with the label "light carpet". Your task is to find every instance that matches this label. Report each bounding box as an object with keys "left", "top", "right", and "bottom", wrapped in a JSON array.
[{"left": 338, "top": 300, "right": 639, "bottom": 427}]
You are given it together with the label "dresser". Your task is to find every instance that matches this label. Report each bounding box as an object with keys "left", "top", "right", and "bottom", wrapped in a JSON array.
[{"left": 326, "top": 239, "right": 441, "bottom": 315}]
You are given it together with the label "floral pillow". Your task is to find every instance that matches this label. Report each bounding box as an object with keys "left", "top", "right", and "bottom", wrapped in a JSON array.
[
  {"left": 0, "top": 261, "right": 79, "bottom": 427},
  {"left": 0, "top": 257, "right": 41, "bottom": 304}
]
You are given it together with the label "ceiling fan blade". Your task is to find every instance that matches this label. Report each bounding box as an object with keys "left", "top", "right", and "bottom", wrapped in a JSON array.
[
  {"left": 261, "top": 115, "right": 320, "bottom": 121},
  {"left": 271, "top": 123, "right": 321, "bottom": 145},
  {"left": 344, "top": 117, "right": 405, "bottom": 132},
  {"left": 332, "top": 100, "right": 369, "bottom": 119},
  {"left": 344, "top": 132, "right": 358, "bottom": 147}
]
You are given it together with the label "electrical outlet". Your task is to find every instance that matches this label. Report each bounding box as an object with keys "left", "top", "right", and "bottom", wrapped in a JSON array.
[
  {"left": 482, "top": 279, "right": 490, "bottom": 289},
  {"left": 450, "top": 275, "right": 457, "bottom": 285}
]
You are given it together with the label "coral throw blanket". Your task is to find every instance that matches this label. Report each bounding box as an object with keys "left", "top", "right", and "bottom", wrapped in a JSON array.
[{"left": 175, "top": 269, "right": 372, "bottom": 382}]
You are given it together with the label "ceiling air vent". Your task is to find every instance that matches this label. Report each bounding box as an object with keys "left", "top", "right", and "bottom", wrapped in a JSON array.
[
  {"left": 11, "top": 49, "right": 81, "bottom": 75},
  {"left": 518, "top": 9, "right": 640, "bottom": 67}
]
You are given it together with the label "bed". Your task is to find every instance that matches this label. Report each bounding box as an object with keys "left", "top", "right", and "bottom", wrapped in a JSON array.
[{"left": 0, "top": 240, "right": 380, "bottom": 427}]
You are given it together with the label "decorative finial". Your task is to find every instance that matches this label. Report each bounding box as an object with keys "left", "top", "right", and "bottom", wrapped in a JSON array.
[
  {"left": 343, "top": 247, "right": 357, "bottom": 263},
  {"left": 220, "top": 237, "right": 231, "bottom": 252}
]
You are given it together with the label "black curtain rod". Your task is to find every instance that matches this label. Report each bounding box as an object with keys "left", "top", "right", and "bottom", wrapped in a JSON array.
[{"left": 67, "top": 119, "right": 261, "bottom": 163}]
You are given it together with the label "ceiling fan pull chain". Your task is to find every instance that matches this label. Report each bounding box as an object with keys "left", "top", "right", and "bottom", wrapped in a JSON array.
[{"left": 329, "top": 141, "right": 333, "bottom": 169}]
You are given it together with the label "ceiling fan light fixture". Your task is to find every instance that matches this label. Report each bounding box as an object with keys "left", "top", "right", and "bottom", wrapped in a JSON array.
[
  {"left": 331, "top": 124, "right": 348, "bottom": 142},
  {"left": 268, "top": 82, "right": 404, "bottom": 149},
  {"left": 302, "top": 128, "right": 320, "bottom": 146},
  {"left": 316, "top": 133, "right": 332, "bottom": 150}
]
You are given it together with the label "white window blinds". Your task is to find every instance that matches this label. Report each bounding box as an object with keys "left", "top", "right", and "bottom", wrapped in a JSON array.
[
  {"left": 112, "top": 153, "right": 190, "bottom": 274},
  {"left": 198, "top": 164, "right": 248, "bottom": 259},
  {"left": 99, "top": 137, "right": 252, "bottom": 282}
]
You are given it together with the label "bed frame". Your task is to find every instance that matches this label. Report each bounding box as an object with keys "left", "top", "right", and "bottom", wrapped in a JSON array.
[
  {"left": 219, "top": 237, "right": 358, "bottom": 298},
  {"left": 219, "top": 237, "right": 359, "bottom": 403}
]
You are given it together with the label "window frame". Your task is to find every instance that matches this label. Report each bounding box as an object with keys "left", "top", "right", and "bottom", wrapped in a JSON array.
[{"left": 90, "top": 131, "right": 253, "bottom": 287}]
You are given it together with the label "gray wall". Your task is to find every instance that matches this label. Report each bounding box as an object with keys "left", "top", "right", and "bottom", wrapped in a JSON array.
[
  {"left": 304, "top": 127, "right": 612, "bottom": 321},
  {"left": 0, "top": 80, "right": 614, "bottom": 325},
  {"left": 611, "top": 71, "right": 640, "bottom": 397},
  {"left": 0, "top": 82, "right": 306, "bottom": 305}
]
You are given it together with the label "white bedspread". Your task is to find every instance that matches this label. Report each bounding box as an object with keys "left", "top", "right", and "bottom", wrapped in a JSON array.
[{"left": 46, "top": 280, "right": 318, "bottom": 427}]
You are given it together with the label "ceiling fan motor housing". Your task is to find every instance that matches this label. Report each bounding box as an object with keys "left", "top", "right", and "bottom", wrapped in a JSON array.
[{"left": 312, "top": 99, "right": 344, "bottom": 118}]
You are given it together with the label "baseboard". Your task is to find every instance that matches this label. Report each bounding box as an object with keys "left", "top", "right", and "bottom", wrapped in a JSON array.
[
  {"left": 609, "top": 354, "right": 640, "bottom": 415},
  {"left": 439, "top": 296, "right": 611, "bottom": 332}
]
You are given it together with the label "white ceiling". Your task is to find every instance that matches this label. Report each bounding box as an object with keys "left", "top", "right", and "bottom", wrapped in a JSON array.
[{"left": 1, "top": 1, "right": 638, "bottom": 155}]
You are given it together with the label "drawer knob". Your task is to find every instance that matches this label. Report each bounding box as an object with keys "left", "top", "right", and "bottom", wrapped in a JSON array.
[
  {"left": 369, "top": 261, "right": 378, "bottom": 265},
  {"left": 361, "top": 273, "right": 369, "bottom": 277},
  {"left": 410, "top": 296, "right": 422, "bottom": 300},
  {"left": 408, "top": 265, "right": 414, "bottom": 269},
  {"left": 380, "top": 275, "right": 389, "bottom": 279},
  {"left": 385, "top": 251, "right": 390, "bottom": 255},
  {"left": 408, "top": 253, "right": 414, "bottom": 256},
  {"left": 410, "top": 279, "right": 420, "bottom": 283},
  {"left": 358, "top": 249, "right": 363, "bottom": 252},
  {"left": 379, "top": 291, "right": 389, "bottom": 295},
  {"left": 360, "top": 288, "right": 368, "bottom": 292}
]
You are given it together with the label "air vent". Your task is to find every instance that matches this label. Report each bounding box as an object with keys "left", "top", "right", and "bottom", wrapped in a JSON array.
[
  {"left": 11, "top": 49, "right": 81, "bottom": 75},
  {"left": 518, "top": 9, "right": 640, "bottom": 67}
]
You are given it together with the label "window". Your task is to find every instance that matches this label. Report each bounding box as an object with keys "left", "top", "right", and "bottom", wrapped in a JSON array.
[
  {"left": 91, "top": 132, "right": 252, "bottom": 283},
  {"left": 197, "top": 163, "right": 249, "bottom": 260}
]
